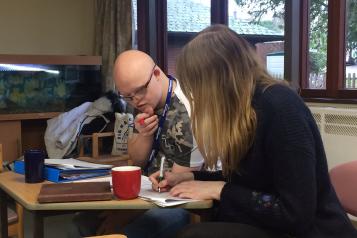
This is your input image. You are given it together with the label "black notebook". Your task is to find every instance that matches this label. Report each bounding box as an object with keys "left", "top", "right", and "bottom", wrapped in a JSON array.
[{"left": 37, "top": 182, "right": 112, "bottom": 203}]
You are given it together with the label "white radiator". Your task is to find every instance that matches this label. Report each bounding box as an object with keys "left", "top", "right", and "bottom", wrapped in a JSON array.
[{"left": 308, "top": 105, "right": 357, "bottom": 170}]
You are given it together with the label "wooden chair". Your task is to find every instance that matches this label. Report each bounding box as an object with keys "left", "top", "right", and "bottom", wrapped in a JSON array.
[
  {"left": 0, "top": 143, "right": 24, "bottom": 238},
  {"left": 330, "top": 160, "right": 357, "bottom": 217},
  {"left": 77, "top": 132, "right": 132, "bottom": 166},
  {"left": 330, "top": 160, "right": 357, "bottom": 228}
]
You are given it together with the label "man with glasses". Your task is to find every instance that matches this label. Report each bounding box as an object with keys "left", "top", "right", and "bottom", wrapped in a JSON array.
[
  {"left": 69, "top": 50, "right": 204, "bottom": 238},
  {"left": 114, "top": 50, "right": 203, "bottom": 175}
]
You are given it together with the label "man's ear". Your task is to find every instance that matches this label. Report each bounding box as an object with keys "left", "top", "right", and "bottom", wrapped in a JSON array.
[{"left": 153, "top": 68, "right": 160, "bottom": 77}]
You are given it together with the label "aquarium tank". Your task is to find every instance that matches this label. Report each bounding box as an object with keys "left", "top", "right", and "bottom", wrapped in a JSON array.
[{"left": 0, "top": 62, "right": 102, "bottom": 114}]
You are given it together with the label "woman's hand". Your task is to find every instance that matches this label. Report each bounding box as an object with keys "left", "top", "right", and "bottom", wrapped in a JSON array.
[
  {"left": 134, "top": 112, "right": 158, "bottom": 136},
  {"left": 170, "top": 181, "right": 226, "bottom": 200},
  {"left": 149, "top": 171, "right": 194, "bottom": 192}
]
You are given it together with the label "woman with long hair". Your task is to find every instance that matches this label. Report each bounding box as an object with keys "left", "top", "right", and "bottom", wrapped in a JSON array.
[{"left": 150, "top": 25, "right": 357, "bottom": 238}]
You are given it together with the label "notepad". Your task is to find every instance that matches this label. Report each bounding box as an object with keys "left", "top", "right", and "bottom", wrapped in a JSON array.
[
  {"left": 138, "top": 176, "right": 198, "bottom": 207},
  {"left": 37, "top": 182, "right": 112, "bottom": 203}
]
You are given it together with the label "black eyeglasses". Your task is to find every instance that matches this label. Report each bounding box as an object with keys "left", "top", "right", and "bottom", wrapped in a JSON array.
[{"left": 119, "top": 64, "right": 156, "bottom": 102}]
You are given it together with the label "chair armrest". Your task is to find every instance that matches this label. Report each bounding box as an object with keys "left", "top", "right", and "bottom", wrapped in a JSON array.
[{"left": 92, "top": 132, "right": 115, "bottom": 138}]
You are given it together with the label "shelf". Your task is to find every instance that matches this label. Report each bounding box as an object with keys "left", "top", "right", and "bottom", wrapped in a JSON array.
[
  {"left": 0, "top": 54, "right": 101, "bottom": 65},
  {"left": 0, "top": 112, "right": 61, "bottom": 121}
]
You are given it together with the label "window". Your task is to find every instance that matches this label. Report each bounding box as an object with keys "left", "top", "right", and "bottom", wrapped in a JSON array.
[
  {"left": 229, "top": 0, "right": 285, "bottom": 80},
  {"left": 136, "top": 0, "right": 355, "bottom": 101},
  {"left": 345, "top": 0, "right": 357, "bottom": 89},
  {"left": 307, "top": 0, "right": 328, "bottom": 89},
  {"left": 167, "top": 0, "right": 211, "bottom": 75},
  {"left": 301, "top": 0, "right": 357, "bottom": 100},
  {"left": 132, "top": 0, "right": 138, "bottom": 49}
]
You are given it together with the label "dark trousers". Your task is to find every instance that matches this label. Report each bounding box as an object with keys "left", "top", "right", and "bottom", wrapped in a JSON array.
[{"left": 176, "top": 222, "right": 290, "bottom": 238}]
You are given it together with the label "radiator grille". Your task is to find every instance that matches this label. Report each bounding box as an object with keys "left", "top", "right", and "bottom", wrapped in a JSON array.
[
  {"left": 325, "top": 114, "right": 357, "bottom": 126},
  {"left": 312, "top": 113, "right": 322, "bottom": 123},
  {"left": 325, "top": 124, "right": 357, "bottom": 137},
  {"left": 312, "top": 113, "right": 321, "bottom": 130},
  {"left": 308, "top": 106, "right": 357, "bottom": 169},
  {"left": 310, "top": 108, "right": 357, "bottom": 136}
]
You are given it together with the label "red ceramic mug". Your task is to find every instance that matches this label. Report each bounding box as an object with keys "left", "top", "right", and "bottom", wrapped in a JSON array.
[{"left": 111, "top": 166, "right": 141, "bottom": 200}]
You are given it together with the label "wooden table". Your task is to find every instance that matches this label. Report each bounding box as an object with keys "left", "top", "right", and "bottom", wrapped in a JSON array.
[{"left": 0, "top": 172, "right": 213, "bottom": 238}]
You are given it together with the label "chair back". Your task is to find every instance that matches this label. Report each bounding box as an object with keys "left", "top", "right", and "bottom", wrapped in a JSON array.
[{"left": 330, "top": 160, "right": 357, "bottom": 216}]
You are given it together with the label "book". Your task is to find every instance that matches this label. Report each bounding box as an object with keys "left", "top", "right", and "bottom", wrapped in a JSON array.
[
  {"left": 37, "top": 182, "right": 112, "bottom": 203},
  {"left": 14, "top": 160, "right": 111, "bottom": 183}
]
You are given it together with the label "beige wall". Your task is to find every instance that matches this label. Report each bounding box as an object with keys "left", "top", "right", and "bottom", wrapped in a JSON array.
[{"left": 0, "top": 0, "right": 95, "bottom": 55}]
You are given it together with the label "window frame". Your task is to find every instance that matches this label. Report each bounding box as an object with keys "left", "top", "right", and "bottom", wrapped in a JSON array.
[
  {"left": 300, "top": 0, "right": 357, "bottom": 102},
  {"left": 137, "top": 0, "right": 228, "bottom": 73},
  {"left": 136, "top": 0, "right": 356, "bottom": 102}
]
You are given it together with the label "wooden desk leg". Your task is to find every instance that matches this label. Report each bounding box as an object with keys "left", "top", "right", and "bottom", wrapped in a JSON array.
[
  {"left": 31, "top": 211, "right": 44, "bottom": 238},
  {"left": 0, "top": 188, "right": 8, "bottom": 238}
]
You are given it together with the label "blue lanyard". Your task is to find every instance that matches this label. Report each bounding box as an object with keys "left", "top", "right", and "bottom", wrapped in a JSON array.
[{"left": 144, "top": 76, "right": 174, "bottom": 172}]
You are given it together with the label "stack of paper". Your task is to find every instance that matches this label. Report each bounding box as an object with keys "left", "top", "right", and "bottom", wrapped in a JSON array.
[
  {"left": 44, "top": 159, "right": 113, "bottom": 181},
  {"left": 14, "top": 158, "right": 113, "bottom": 183},
  {"left": 139, "top": 176, "right": 198, "bottom": 207},
  {"left": 45, "top": 158, "right": 113, "bottom": 170}
]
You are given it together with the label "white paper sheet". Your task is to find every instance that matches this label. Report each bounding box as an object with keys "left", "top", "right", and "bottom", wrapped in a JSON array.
[
  {"left": 138, "top": 176, "right": 198, "bottom": 207},
  {"left": 71, "top": 175, "right": 112, "bottom": 184},
  {"left": 45, "top": 158, "right": 113, "bottom": 170}
]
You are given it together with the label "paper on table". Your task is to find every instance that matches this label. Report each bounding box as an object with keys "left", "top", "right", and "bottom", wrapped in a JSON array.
[
  {"left": 71, "top": 175, "right": 112, "bottom": 184},
  {"left": 139, "top": 176, "right": 199, "bottom": 207},
  {"left": 72, "top": 175, "right": 199, "bottom": 207},
  {"left": 45, "top": 158, "right": 113, "bottom": 170}
]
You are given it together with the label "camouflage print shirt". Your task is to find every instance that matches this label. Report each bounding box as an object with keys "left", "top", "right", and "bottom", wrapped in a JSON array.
[{"left": 134, "top": 78, "right": 204, "bottom": 174}]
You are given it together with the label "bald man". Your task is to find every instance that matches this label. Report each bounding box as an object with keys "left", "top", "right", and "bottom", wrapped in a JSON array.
[
  {"left": 113, "top": 50, "right": 203, "bottom": 175},
  {"left": 68, "top": 50, "right": 204, "bottom": 238}
]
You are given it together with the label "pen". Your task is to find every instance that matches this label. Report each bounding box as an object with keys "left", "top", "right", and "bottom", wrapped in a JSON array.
[{"left": 158, "top": 156, "right": 165, "bottom": 193}]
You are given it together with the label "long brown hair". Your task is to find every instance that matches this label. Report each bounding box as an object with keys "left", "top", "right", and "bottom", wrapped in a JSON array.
[{"left": 176, "top": 25, "right": 278, "bottom": 176}]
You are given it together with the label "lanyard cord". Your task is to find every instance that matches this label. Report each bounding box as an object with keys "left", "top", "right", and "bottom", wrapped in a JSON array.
[{"left": 144, "top": 76, "right": 174, "bottom": 173}]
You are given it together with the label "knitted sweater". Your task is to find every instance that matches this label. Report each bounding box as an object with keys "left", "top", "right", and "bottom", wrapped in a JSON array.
[{"left": 193, "top": 84, "right": 357, "bottom": 238}]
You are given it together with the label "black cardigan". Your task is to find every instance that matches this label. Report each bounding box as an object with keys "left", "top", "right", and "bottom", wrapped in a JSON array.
[{"left": 194, "top": 84, "right": 357, "bottom": 238}]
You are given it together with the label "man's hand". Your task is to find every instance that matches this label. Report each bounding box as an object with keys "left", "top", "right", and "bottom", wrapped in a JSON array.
[
  {"left": 134, "top": 113, "right": 158, "bottom": 136},
  {"left": 170, "top": 181, "right": 226, "bottom": 200}
]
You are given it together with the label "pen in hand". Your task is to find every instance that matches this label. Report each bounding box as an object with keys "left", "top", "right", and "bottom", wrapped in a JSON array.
[{"left": 158, "top": 156, "right": 165, "bottom": 193}]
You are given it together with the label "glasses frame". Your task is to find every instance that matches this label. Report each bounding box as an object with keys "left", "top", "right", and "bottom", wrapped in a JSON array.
[{"left": 119, "top": 64, "right": 156, "bottom": 101}]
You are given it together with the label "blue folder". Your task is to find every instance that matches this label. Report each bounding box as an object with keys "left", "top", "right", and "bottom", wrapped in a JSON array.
[{"left": 14, "top": 161, "right": 110, "bottom": 183}]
